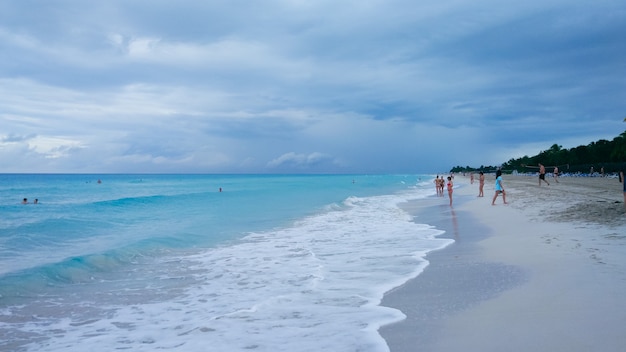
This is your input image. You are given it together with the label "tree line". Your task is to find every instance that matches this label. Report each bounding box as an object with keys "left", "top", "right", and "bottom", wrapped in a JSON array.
[{"left": 451, "top": 130, "right": 626, "bottom": 174}]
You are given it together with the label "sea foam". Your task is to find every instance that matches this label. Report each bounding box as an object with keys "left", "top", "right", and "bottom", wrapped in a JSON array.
[{"left": 0, "top": 174, "right": 451, "bottom": 352}]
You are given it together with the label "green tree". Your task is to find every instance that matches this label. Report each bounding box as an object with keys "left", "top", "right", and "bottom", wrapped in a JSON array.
[
  {"left": 452, "top": 130, "right": 626, "bottom": 174},
  {"left": 610, "top": 132, "right": 626, "bottom": 161}
]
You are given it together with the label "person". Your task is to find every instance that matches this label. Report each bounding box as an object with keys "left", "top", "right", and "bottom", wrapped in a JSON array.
[
  {"left": 553, "top": 166, "right": 560, "bottom": 183},
  {"left": 619, "top": 165, "right": 626, "bottom": 210},
  {"left": 539, "top": 163, "right": 550, "bottom": 186},
  {"left": 492, "top": 170, "right": 508, "bottom": 205},
  {"left": 34, "top": 199, "right": 39, "bottom": 204},
  {"left": 21, "top": 198, "right": 28, "bottom": 204},
  {"left": 446, "top": 176, "right": 454, "bottom": 206},
  {"left": 434, "top": 175, "right": 444, "bottom": 196},
  {"left": 478, "top": 171, "right": 485, "bottom": 197},
  {"left": 470, "top": 172, "right": 474, "bottom": 184},
  {"left": 440, "top": 177, "right": 445, "bottom": 196},
  {"left": 440, "top": 176, "right": 445, "bottom": 195}
]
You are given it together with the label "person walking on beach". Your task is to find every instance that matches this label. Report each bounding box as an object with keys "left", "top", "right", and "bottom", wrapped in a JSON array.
[
  {"left": 446, "top": 176, "right": 454, "bottom": 206},
  {"left": 478, "top": 171, "right": 485, "bottom": 197},
  {"left": 539, "top": 163, "right": 550, "bottom": 186},
  {"left": 492, "top": 170, "right": 507, "bottom": 205},
  {"left": 434, "top": 176, "right": 441, "bottom": 196},
  {"left": 619, "top": 166, "right": 626, "bottom": 210},
  {"left": 553, "top": 166, "right": 560, "bottom": 183}
]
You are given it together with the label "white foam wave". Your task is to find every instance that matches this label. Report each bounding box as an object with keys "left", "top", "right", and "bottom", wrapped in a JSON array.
[{"left": 21, "top": 190, "right": 452, "bottom": 352}]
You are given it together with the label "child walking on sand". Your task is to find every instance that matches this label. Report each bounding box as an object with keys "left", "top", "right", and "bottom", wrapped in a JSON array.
[{"left": 492, "top": 170, "right": 507, "bottom": 205}]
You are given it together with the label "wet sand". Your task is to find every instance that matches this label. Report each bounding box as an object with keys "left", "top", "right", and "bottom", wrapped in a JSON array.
[{"left": 380, "top": 174, "right": 626, "bottom": 352}]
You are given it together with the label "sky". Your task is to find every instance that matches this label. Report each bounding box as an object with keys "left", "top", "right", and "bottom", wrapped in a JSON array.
[{"left": 1, "top": 0, "right": 625, "bottom": 174}]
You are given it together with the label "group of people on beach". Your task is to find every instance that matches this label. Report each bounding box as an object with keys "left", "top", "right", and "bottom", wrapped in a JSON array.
[
  {"left": 439, "top": 169, "right": 507, "bottom": 206},
  {"left": 437, "top": 170, "right": 507, "bottom": 207},
  {"left": 434, "top": 175, "right": 455, "bottom": 206},
  {"left": 459, "top": 163, "right": 626, "bottom": 209},
  {"left": 436, "top": 159, "right": 626, "bottom": 210},
  {"left": 469, "top": 170, "right": 508, "bottom": 205}
]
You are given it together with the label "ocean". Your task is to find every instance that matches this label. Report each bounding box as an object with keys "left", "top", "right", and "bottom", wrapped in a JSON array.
[{"left": 0, "top": 174, "right": 452, "bottom": 351}]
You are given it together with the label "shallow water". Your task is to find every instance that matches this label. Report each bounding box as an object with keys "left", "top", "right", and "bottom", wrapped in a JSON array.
[{"left": 0, "top": 174, "right": 451, "bottom": 351}]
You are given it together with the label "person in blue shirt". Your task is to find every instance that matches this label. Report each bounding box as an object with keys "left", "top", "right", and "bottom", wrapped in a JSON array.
[{"left": 492, "top": 170, "right": 508, "bottom": 205}]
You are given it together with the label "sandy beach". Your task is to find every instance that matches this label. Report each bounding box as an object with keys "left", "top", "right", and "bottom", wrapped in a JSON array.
[{"left": 380, "top": 174, "right": 626, "bottom": 352}]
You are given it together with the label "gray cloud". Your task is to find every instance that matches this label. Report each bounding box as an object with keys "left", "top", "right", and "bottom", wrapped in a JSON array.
[{"left": 0, "top": 0, "right": 624, "bottom": 173}]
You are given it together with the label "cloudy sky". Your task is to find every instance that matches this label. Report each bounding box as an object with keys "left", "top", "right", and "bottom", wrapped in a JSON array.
[{"left": 1, "top": 0, "right": 624, "bottom": 174}]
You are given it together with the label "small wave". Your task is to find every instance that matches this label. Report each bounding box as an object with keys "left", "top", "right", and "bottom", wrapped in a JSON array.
[
  {"left": 92, "top": 194, "right": 171, "bottom": 207},
  {"left": 0, "top": 236, "right": 191, "bottom": 299},
  {"left": 0, "top": 253, "right": 127, "bottom": 295}
]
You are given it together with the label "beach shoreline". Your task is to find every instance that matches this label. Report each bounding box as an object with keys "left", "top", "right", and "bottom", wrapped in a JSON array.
[{"left": 380, "top": 174, "right": 626, "bottom": 352}]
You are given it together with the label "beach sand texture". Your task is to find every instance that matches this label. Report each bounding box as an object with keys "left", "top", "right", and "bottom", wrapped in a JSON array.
[{"left": 381, "top": 174, "right": 626, "bottom": 352}]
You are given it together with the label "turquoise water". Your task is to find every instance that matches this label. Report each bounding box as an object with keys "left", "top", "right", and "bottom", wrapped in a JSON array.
[{"left": 0, "top": 174, "right": 451, "bottom": 351}]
